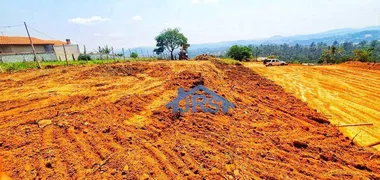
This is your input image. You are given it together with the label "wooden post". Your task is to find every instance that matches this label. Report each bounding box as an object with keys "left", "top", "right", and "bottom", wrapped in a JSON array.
[
  {"left": 111, "top": 46, "right": 115, "bottom": 61},
  {"left": 62, "top": 44, "right": 68, "bottom": 66},
  {"left": 84, "top": 45, "right": 88, "bottom": 62},
  {"left": 24, "top": 22, "right": 41, "bottom": 69},
  {"left": 99, "top": 46, "right": 103, "bottom": 60},
  {"left": 122, "top": 48, "right": 125, "bottom": 60}
]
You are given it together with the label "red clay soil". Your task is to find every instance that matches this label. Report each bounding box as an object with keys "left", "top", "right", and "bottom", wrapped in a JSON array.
[
  {"left": 0, "top": 60, "right": 379, "bottom": 179},
  {"left": 341, "top": 61, "right": 380, "bottom": 70}
]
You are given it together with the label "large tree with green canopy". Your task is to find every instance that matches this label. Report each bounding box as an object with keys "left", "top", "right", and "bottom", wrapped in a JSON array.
[{"left": 153, "top": 28, "right": 188, "bottom": 60}]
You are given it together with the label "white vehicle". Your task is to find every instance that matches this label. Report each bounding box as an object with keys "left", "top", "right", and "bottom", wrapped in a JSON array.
[{"left": 265, "top": 59, "right": 288, "bottom": 66}]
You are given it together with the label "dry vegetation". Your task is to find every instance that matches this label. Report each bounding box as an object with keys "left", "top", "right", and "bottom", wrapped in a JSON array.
[{"left": 0, "top": 60, "right": 379, "bottom": 179}]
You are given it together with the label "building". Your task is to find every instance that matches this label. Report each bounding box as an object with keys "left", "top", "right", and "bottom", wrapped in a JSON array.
[
  {"left": 0, "top": 36, "right": 80, "bottom": 62},
  {"left": 0, "top": 36, "right": 66, "bottom": 54}
]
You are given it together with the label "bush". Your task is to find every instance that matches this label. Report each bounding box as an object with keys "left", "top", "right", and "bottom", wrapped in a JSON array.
[
  {"left": 130, "top": 52, "right": 138, "bottom": 58},
  {"left": 78, "top": 54, "right": 92, "bottom": 61},
  {"left": 354, "top": 49, "right": 373, "bottom": 62},
  {"left": 268, "top": 55, "right": 278, "bottom": 59},
  {"left": 227, "top": 45, "right": 252, "bottom": 61}
]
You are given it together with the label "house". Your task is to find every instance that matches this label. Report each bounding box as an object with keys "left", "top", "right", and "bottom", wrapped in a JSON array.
[
  {"left": 0, "top": 36, "right": 66, "bottom": 54},
  {"left": 166, "top": 85, "right": 235, "bottom": 113},
  {"left": 0, "top": 36, "right": 80, "bottom": 62}
]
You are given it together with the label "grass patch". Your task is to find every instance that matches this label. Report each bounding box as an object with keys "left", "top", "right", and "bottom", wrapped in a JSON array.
[
  {"left": 0, "top": 62, "right": 39, "bottom": 72},
  {"left": 0, "top": 58, "right": 157, "bottom": 72}
]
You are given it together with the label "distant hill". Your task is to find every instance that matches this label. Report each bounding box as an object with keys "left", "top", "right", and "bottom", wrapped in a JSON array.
[{"left": 122, "top": 26, "right": 380, "bottom": 57}]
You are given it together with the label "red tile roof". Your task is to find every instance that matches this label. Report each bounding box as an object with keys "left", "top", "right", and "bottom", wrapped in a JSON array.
[{"left": 0, "top": 36, "right": 66, "bottom": 46}]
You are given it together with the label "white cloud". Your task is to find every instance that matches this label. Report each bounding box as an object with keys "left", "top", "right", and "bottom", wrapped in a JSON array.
[
  {"left": 68, "top": 16, "right": 110, "bottom": 25},
  {"left": 93, "top": 33, "right": 101, "bottom": 36},
  {"left": 132, "top": 16, "right": 143, "bottom": 21},
  {"left": 192, "top": 0, "right": 218, "bottom": 4}
]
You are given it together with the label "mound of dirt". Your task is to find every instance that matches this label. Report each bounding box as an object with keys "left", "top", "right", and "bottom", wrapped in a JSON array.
[
  {"left": 0, "top": 60, "right": 379, "bottom": 179},
  {"left": 342, "top": 61, "right": 380, "bottom": 70},
  {"left": 193, "top": 54, "right": 217, "bottom": 60},
  {"left": 79, "top": 64, "right": 146, "bottom": 77},
  {"left": 166, "top": 70, "right": 204, "bottom": 88}
]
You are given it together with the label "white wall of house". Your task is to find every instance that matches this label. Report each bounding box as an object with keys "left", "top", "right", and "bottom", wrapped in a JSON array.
[
  {"left": 11, "top": 45, "right": 45, "bottom": 53},
  {"left": 0, "top": 45, "right": 13, "bottom": 53},
  {"left": 54, "top": 44, "right": 80, "bottom": 61},
  {"left": 0, "top": 45, "right": 47, "bottom": 54}
]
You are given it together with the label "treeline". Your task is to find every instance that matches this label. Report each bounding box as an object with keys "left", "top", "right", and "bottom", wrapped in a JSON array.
[{"left": 248, "top": 40, "right": 380, "bottom": 63}]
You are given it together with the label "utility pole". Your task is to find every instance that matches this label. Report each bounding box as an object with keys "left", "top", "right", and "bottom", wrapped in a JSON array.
[
  {"left": 84, "top": 45, "right": 88, "bottom": 62},
  {"left": 24, "top": 22, "right": 41, "bottom": 68},
  {"left": 122, "top": 48, "right": 125, "bottom": 60},
  {"left": 62, "top": 44, "right": 68, "bottom": 66},
  {"left": 128, "top": 49, "right": 132, "bottom": 58}
]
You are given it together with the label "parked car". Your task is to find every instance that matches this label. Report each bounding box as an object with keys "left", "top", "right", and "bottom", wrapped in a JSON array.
[{"left": 265, "top": 59, "right": 288, "bottom": 66}]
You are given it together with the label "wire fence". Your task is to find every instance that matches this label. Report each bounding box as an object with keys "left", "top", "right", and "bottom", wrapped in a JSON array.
[
  {"left": 1, "top": 22, "right": 223, "bottom": 66},
  {"left": 0, "top": 53, "right": 56, "bottom": 63}
]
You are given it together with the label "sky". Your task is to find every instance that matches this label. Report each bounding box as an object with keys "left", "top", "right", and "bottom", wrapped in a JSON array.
[{"left": 1, "top": 0, "right": 380, "bottom": 51}]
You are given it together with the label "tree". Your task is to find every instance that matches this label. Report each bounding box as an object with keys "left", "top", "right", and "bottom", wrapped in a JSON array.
[
  {"left": 354, "top": 48, "right": 373, "bottom": 62},
  {"left": 98, "top": 45, "right": 111, "bottom": 54},
  {"left": 319, "top": 46, "right": 344, "bottom": 64},
  {"left": 319, "top": 49, "right": 332, "bottom": 64},
  {"left": 359, "top": 40, "right": 368, "bottom": 48},
  {"left": 249, "top": 45, "right": 260, "bottom": 60},
  {"left": 154, "top": 28, "right": 188, "bottom": 60},
  {"left": 130, "top": 52, "right": 138, "bottom": 58},
  {"left": 370, "top": 40, "right": 378, "bottom": 48},
  {"left": 227, "top": 45, "right": 252, "bottom": 61},
  {"left": 332, "top": 40, "right": 339, "bottom": 47}
]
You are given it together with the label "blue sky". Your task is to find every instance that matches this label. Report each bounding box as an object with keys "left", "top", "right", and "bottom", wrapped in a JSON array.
[{"left": 1, "top": 0, "right": 380, "bottom": 51}]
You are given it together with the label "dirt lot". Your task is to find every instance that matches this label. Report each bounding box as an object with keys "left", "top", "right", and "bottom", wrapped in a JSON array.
[
  {"left": 245, "top": 62, "right": 380, "bottom": 151},
  {"left": 0, "top": 60, "right": 379, "bottom": 179}
]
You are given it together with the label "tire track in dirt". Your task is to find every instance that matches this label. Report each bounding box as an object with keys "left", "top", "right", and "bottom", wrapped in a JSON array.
[{"left": 245, "top": 63, "right": 380, "bottom": 150}]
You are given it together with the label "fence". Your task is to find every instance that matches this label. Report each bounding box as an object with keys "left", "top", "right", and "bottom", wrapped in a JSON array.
[
  {"left": 88, "top": 54, "right": 125, "bottom": 60},
  {"left": 0, "top": 44, "right": 191, "bottom": 63},
  {"left": 0, "top": 44, "right": 81, "bottom": 63}
]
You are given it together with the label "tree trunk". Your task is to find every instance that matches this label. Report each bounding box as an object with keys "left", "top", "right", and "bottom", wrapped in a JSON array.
[{"left": 170, "top": 51, "right": 174, "bottom": 60}]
